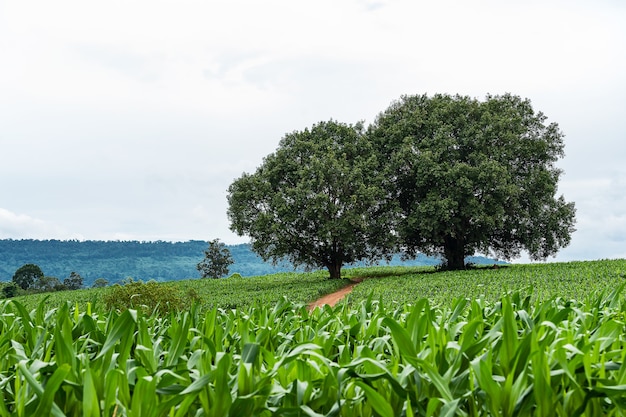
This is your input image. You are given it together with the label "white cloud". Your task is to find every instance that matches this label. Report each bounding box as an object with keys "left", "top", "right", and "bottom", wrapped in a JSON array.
[{"left": 0, "top": 208, "right": 82, "bottom": 240}]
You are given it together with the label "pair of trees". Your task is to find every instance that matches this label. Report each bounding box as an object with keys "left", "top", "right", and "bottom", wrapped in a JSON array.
[{"left": 227, "top": 93, "right": 576, "bottom": 278}]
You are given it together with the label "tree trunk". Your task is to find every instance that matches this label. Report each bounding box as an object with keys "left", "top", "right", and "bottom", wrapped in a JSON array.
[
  {"left": 443, "top": 236, "right": 466, "bottom": 270},
  {"left": 327, "top": 262, "right": 343, "bottom": 279}
]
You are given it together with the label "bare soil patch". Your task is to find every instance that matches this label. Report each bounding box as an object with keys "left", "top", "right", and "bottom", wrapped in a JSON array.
[{"left": 307, "top": 277, "right": 364, "bottom": 310}]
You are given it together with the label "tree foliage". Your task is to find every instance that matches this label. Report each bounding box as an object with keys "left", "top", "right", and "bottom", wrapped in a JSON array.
[
  {"left": 63, "top": 271, "right": 84, "bottom": 290},
  {"left": 33, "top": 276, "right": 63, "bottom": 292},
  {"left": 197, "top": 239, "right": 234, "bottom": 279},
  {"left": 227, "top": 120, "right": 395, "bottom": 278},
  {"left": 92, "top": 278, "right": 109, "bottom": 288},
  {"left": 0, "top": 240, "right": 308, "bottom": 283},
  {"left": 12, "top": 263, "right": 44, "bottom": 290},
  {"left": 368, "top": 93, "right": 576, "bottom": 269},
  {"left": 2, "top": 283, "right": 18, "bottom": 298}
]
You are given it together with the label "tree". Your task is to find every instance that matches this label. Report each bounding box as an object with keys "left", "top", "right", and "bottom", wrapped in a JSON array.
[
  {"left": 197, "top": 239, "right": 234, "bottom": 279},
  {"left": 63, "top": 271, "right": 83, "bottom": 290},
  {"left": 92, "top": 278, "right": 109, "bottom": 288},
  {"left": 12, "top": 263, "right": 44, "bottom": 290},
  {"left": 368, "top": 93, "right": 576, "bottom": 270},
  {"left": 2, "top": 283, "right": 18, "bottom": 298},
  {"left": 227, "top": 120, "right": 395, "bottom": 279},
  {"left": 34, "top": 276, "right": 63, "bottom": 292}
]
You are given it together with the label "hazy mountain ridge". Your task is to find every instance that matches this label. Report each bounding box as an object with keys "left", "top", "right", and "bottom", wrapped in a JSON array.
[{"left": 0, "top": 239, "right": 502, "bottom": 286}]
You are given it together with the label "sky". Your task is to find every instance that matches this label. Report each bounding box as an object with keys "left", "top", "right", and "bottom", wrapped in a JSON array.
[{"left": 1, "top": 0, "right": 625, "bottom": 262}]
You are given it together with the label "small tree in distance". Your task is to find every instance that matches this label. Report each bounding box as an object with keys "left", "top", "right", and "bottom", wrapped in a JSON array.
[
  {"left": 92, "top": 278, "right": 109, "bottom": 288},
  {"left": 197, "top": 239, "right": 234, "bottom": 279},
  {"left": 34, "top": 276, "right": 63, "bottom": 292},
  {"left": 64, "top": 271, "right": 84, "bottom": 290}
]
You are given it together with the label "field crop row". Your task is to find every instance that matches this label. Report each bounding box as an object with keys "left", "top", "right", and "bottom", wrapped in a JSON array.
[
  {"left": 11, "top": 271, "right": 348, "bottom": 313},
  {"left": 1, "top": 284, "right": 626, "bottom": 416},
  {"left": 345, "top": 260, "right": 626, "bottom": 308},
  {"left": 10, "top": 260, "right": 626, "bottom": 314}
]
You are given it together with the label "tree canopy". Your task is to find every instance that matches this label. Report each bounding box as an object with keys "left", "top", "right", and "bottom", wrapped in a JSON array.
[
  {"left": 12, "top": 263, "right": 44, "bottom": 290},
  {"left": 368, "top": 93, "right": 576, "bottom": 269},
  {"left": 197, "top": 239, "right": 234, "bottom": 279},
  {"left": 63, "top": 271, "right": 84, "bottom": 290},
  {"left": 227, "top": 120, "right": 395, "bottom": 278}
]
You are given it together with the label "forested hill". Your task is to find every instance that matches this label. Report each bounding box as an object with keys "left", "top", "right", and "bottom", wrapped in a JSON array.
[
  {"left": 0, "top": 239, "right": 501, "bottom": 287},
  {"left": 0, "top": 240, "right": 281, "bottom": 286}
]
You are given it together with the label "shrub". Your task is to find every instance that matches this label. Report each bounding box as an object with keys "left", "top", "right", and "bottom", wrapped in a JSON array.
[
  {"left": 2, "top": 283, "right": 18, "bottom": 298},
  {"left": 103, "top": 279, "right": 197, "bottom": 315}
]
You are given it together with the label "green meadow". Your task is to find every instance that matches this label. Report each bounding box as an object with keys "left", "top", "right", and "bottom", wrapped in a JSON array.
[{"left": 2, "top": 259, "right": 626, "bottom": 416}]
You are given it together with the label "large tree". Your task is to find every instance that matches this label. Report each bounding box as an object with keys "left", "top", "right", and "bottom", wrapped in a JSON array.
[
  {"left": 368, "top": 93, "right": 576, "bottom": 269},
  {"left": 12, "top": 263, "right": 44, "bottom": 290},
  {"left": 227, "top": 120, "right": 395, "bottom": 278}
]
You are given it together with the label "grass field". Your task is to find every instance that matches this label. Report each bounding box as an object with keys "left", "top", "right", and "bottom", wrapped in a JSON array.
[{"left": 1, "top": 259, "right": 626, "bottom": 416}]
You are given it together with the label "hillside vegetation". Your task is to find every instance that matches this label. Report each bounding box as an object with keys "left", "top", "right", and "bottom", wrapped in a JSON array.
[
  {"left": 0, "top": 240, "right": 278, "bottom": 284},
  {"left": 0, "top": 239, "right": 499, "bottom": 287}
]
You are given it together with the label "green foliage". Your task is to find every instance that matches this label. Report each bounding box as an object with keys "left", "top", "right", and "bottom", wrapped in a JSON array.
[
  {"left": 12, "top": 271, "right": 348, "bottom": 313},
  {"left": 63, "top": 271, "right": 83, "bottom": 290},
  {"left": 102, "top": 279, "right": 197, "bottom": 315},
  {"left": 1, "top": 273, "right": 626, "bottom": 415},
  {"left": 1, "top": 282, "right": 18, "bottom": 298},
  {"left": 33, "top": 275, "right": 65, "bottom": 292},
  {"left": 197, "top": 238, "right": 234, "bottom": 278},
  {"left": 12, "top": 263, "right": 44, "bottom": 290},
  {"left": 91, "top": 278, "right": 109, "bottom": 288},
  {"left": 176, "top": 271, "right": 348, "bottom": 310},
  {"left": 368, "top": 93, "right": 576, "bottom": 269},
  {"left": 346, "top": 259, "right": 626, "bottom": 308},
  {"left": 228, "top": 120, "right": 396, "bottom": 278},
  {"left": 0, "top": 240, "right": 318, "bottom": 285}
]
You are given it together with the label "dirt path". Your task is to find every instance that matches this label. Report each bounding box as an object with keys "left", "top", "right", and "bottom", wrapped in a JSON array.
[{"left": 307, "top": 278, "right": 363, "bottom": 310}]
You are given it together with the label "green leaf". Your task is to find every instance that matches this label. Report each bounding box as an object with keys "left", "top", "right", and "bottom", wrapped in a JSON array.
[
  {"left": 242, "top": 342, "right": 260, "bottom": 364},
  {"left": 82, "top": 364, "right": 101, "bottom": 417},
  {"left": 96, "top": 308, "right": 137, "bottom": 360},
  {"left": 382, "top": 317, "right": 417, "bottom": 362},
  {"left": 34, "top": 363, "right": 71, "bottom": 417},
  {"left": 17, "top": 361, "right": 66, "bottom": 417},
  {"left": 354, "top": 381, "right": 394, "bottom": 417}
]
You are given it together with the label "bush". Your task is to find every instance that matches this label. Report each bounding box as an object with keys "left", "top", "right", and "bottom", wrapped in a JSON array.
[
  {"left": 103, "top": 279, "right": 199, "bottom": 315},
  {"left": 2, "top": 283, "right": 18, "bottom": 298}
]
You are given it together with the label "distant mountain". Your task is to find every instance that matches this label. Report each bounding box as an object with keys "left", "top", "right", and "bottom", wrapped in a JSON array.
[{"left": 0, "top": 239, "right": 504, "bottom": 287}]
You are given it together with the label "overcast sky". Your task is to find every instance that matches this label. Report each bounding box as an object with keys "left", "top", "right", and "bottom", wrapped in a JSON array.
[{"left": 1, "top": 0, "right": 625, "bottom": 262}]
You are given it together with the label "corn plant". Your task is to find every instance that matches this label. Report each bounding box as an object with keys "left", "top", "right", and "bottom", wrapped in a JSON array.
[{"left": 1, "top": 280, "right": 626, "bottom": 416}]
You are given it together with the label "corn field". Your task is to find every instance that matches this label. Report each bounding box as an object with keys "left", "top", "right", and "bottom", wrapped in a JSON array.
[{"left": 1, "top": 286, "right": 626, "bottom": 416}]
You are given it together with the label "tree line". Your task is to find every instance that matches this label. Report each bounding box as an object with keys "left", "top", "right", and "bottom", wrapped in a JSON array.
[
  {"left": 0, "top": 240, "right": 348, "bottom": 287},
  {"left": 227, "top": 93, "right": 576, "bottom": 278}
]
